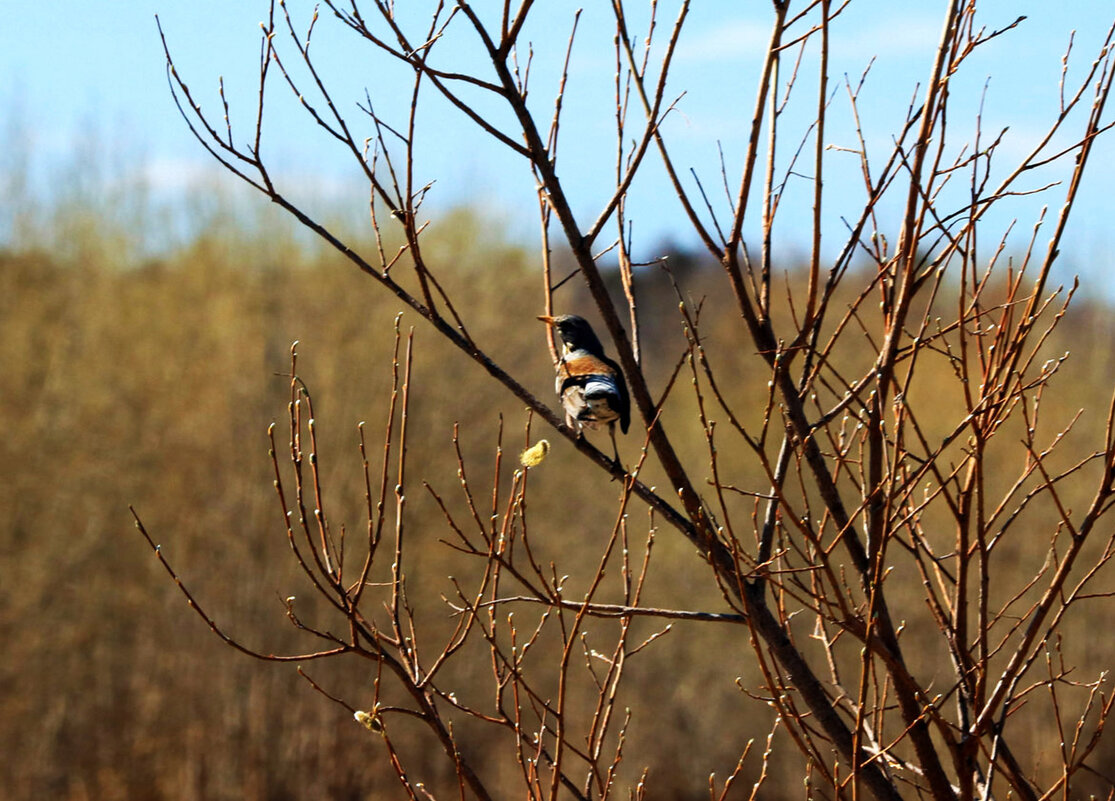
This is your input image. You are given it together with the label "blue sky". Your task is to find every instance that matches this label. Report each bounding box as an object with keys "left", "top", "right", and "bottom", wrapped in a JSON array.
[{"left": 4, "top": 2, "right": 1114, "bottom": 290}]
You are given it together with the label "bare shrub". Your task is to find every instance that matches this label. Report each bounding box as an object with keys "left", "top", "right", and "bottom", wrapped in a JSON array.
[{"left": 137, "top": 2, "right": 1115, "bottom": 798}]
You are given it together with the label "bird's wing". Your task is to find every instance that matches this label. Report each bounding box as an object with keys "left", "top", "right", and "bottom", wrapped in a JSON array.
[
  {"left": 602, "top": 356, "right": 630, "bottom": 433},
  {"left": 557, "top": 352, "right": 631, "bottom": 433}
]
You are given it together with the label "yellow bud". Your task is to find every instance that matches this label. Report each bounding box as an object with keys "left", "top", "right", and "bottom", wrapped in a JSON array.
[
  {"left": 354, "top": 710, "right": 382, "bottom": 732},
  {"left": 519, "top": 439, "right": 550, "bottom": 467}
]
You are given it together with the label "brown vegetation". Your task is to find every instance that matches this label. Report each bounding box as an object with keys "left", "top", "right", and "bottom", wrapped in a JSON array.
[
  {"left": 5, "top": 200, "right": 1115, "bottom": 798},
  {"left": 6, "top": 1, "right": 1115, "bottom": 799}
]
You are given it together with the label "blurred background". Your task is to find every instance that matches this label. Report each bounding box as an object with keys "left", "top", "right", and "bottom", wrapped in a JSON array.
[{"left": 4, "top": 2, "right": 1115, "bottom": 799}]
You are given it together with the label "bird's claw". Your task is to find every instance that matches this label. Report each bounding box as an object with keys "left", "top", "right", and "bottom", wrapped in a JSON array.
[{"left": 609, "top": 456, "right": 626, "bottom": 481}]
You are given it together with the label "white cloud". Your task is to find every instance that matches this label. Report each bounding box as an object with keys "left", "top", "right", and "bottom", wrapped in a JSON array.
[
  {"left": 834, "top": 17, "right": 944, "bottom": 61},
  {"left": 134, "top": 157, "right": 226, "bottom": 194},
  {"left": 676, "top": 12, "right": 944, "bottom": 68},
  {"left": 676, "top": 19, "right": 772, "bottom": 64}
]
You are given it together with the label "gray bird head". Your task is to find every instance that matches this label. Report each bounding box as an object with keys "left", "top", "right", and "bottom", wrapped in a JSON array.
[{"left": 538, "top": 314, "right": 606, "bottom": 357}]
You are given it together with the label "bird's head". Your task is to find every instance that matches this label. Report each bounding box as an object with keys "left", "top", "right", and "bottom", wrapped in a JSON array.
[{"left": 537, "top": 314, "right": 606, "bottom": 357}]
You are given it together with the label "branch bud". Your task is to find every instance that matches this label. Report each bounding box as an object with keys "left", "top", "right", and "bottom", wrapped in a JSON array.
[{"left": 519, "top": 439, "right": 550, "bottom": 467}]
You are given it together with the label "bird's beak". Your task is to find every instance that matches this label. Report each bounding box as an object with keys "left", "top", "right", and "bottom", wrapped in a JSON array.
[{"left": 537, "top": 315, "right": 556, "bottom": 324}]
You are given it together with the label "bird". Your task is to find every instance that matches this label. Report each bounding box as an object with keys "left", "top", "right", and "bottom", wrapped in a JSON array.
[{"left": 538, "top": 314, "right": 630, "bottom": 466}]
